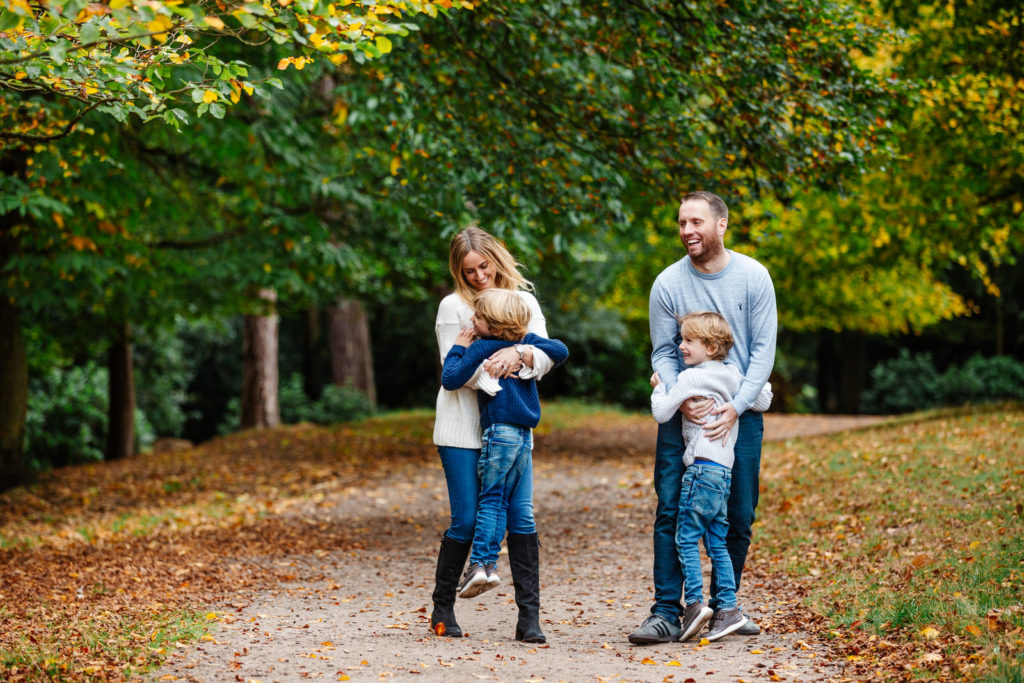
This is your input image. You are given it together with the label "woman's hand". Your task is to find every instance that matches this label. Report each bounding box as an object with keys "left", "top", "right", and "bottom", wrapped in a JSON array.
[
  {"left": 454, "top": 327, "right": 476, "bottom": 348},
  {"left": 484, "top": 345, "right": 524, "bottom": 378},
  {"left": 650, "top": 372, "right": 662, "bottom": 388}
]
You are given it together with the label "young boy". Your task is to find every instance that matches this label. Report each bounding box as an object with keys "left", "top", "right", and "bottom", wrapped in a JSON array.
[
  {"left": 650, "top": 311, "right": 773, "bottom": 642},
  {"left": 441, "top": 288, "right": 568, "bottom": 598}
]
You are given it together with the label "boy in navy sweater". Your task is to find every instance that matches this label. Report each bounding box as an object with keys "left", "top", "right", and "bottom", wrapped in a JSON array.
[{"left": 441, "top": 288, "right": 568, "bottom": 598}]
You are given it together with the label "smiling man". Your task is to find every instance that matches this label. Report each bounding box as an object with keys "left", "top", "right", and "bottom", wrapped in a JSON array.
[{"left": 629, "top": 191, "right": 778, "bottom": 644}]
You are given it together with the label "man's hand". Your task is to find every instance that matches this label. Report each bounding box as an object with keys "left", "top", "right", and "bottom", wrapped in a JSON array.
[
  {"left": 681, "top": 396, "right": 713, "bottom": 423},
  {"left": 703, "top": 403, "right": 739, "bottom": 444}
]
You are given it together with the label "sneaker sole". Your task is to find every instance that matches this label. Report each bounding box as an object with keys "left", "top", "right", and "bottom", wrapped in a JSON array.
[
  {"left": 458, "top": 576, "right": 490, "bottom": 599},
  {"left": 707, "top": 615, "right": 748, "bottom": 642},
  {"left": 679, "top": 607, "right": 714, "bottom": 642},
  {"left": 628, "top": 632, "right": 680, "bottom": 645}
]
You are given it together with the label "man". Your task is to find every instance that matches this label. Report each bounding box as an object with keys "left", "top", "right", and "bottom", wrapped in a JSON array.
[{"left": 629, "top": 191, "right": 777, "bottom": 644}]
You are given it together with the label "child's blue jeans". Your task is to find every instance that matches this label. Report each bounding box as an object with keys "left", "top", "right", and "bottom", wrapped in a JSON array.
[
  {"left": 676, "top": 461, "right": 738, "bottom": 609},
  {"left": 471, "top": 423, "right": 533, "bottom": 566}
]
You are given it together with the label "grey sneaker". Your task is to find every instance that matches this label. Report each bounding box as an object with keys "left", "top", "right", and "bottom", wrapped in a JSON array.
[
  {"left": 679, "top": 601, "right": 714, "bottom": 642},
  {"left": 735, "top": 615, "right": 761, "bottom": 635},
  {"left": 707, "top": 607, "right": 748, "bottom": 641},
  {"left": 457, "top": 563, "right": 489, "bottom": 599},
  {"left": 628, "top": 614, "right": 681, "bottom": 644}
]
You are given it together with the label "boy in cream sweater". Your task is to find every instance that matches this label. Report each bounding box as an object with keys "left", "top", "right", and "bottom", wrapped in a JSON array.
[{"left": 650, "top": 311, "right": 772, "bottom": 642}]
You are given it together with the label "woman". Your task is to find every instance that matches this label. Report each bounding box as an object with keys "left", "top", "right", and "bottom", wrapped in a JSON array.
[{"left": 430, "top": 226, "right": 553, "bottom": 643}]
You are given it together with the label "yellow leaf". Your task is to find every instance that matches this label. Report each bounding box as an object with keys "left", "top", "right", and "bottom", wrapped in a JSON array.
[
  {"left": 751, "top": 649, "right": 764, "bottom": 654},
  {"left": 698, "top": 637, "right": 710, "bottom": 646},
  {"left": 389, "top": 156, "right": 401, "bottom": 176},
  {"left": 204, "top": 15, "right": 226, "bottom": 29},
  {"left": 277, "top": 58, "right": 292, "bottom": 70},
  {"left": 640, "top": 657, "right": 656, "bottom": 665},
  {"left": 920, "top": 626, "right": 940, "bottom": 639},
  {"left": 665, "top": 660, "right": 680, "bottom": 666},
  {"left": 205, "top": 612, "right": 218, "bottom": 621},
  {"left": 966, "top": 624, "right": 982, "bottom": 636},
  {"left": 202, "top": 90, "right": 218, "bottom": 103},
  {"left": 15, "top": 71, "right": 27, "bottom": 80},
  {"left": 376, "top": 36, "right": 392, "bottom": 54}
]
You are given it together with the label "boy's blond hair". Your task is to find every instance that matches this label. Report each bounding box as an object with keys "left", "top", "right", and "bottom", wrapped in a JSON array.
[
  {"left": 678, "top": 311, "right": 733, "bottom": 361},
  {"left": 474, "top": 289, "right": 530, "bottom": 342}
]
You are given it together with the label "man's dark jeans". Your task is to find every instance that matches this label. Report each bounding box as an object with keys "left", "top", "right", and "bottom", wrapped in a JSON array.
[{"left": 650, "top": 410, "right": 764, "bottom": 623}]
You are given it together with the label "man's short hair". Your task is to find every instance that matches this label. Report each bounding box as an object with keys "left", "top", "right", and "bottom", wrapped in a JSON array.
[{"left": 682, "top": 191, "right": 728, "bottom": 224}]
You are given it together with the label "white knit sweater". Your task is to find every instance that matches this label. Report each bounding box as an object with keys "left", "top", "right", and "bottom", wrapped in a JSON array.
[
  {"left": 651, "top": 361, "right": 773, "bottom": 468},
  {"left": 432, "top": 292, "right": 553, "bottom": 448}
]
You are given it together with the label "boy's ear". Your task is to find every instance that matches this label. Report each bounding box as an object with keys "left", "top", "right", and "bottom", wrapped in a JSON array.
[{"left": 706, "top": 342, "right": 720, "bottom": 359}]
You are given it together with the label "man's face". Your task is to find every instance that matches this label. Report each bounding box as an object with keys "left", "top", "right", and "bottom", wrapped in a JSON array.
[{"left": 678, "top": 199, "right": 726, "bottom": 264}]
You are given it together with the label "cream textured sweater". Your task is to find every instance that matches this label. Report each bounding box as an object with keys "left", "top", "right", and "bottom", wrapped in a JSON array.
[
  {"left": 651, "top": 361, "right": 773, "bottom": 468},
  {"left": 432, "top": 292, "right": 553, "bottom": 449}
]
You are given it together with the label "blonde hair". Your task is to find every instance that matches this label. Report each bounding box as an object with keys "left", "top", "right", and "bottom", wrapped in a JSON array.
[
  {"left": 448, "top": 226, "right": 533, "bottom": 305},
  {"left": 473, "top": 289, "right": 531, "bottom": 342},
  {"left": 678, "top": 311, "right": 733, "bottom": 361}
]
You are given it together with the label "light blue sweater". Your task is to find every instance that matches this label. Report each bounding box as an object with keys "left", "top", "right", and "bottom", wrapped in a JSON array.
[{"left": 649, "top": 251, "right": 777, "bottom": 416}]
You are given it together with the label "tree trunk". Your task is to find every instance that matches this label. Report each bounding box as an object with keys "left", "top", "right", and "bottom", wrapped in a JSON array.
[
  {"left": 328, "top": 298, "right": 376, "bottom": 405},
  {"left": 303, "top": 305, "right": 324, "bottom": 399},
  {"left": 105, "top": 323, "right": 135, "bottom": 460},
  {"left": 816, "top": 330, "right": 867, "bottom": 414},
  {"left": 1, "top": 152, "right": 29, "bottom": 490},
  {"left": 0, "top": 296, "right": 28, "bottom": 491},
  {"left": 241, "top": 289, "right": 280, "bottom": 429}
]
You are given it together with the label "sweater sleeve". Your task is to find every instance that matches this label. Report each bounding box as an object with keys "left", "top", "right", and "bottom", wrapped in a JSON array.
[
  {"left": 442, "top": 343, "right": 490, "bottom": 390},
  {"left": 649, "top": 275, "right": 682, "bottom": 390},
  {"left": 730, "top": 268, "right": 777, "bottom": 415},
  {"left": 523, "top": 332, "right": 568, "bottom": 367},
  {"left": 435, "top": 295, "right": 465, "bottom": 366},
  {"left": 518, "top": 292, "right": 554, "bottom": 381},
  {"left": 750, "top": 380, "right": 773, "bottom": 412},
  {"left": 651, "top": 371, "right": 704, "bottom": 424}
]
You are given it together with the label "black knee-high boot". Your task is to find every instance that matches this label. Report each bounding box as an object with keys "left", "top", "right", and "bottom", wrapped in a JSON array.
[
  {"left": 430, "top": 534, "right": 472, "bottom": 637},
  {"left": 507, "top": 531, "right": 546, "bottom": 643}
]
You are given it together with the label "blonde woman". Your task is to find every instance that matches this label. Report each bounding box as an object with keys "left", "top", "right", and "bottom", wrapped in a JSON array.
[{"left": 430, "top": 227, "right": 553, "bottom": 643}]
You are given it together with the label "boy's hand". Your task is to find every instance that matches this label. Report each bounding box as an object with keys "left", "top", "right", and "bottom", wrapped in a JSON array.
[
  {"left": 681, "top": 396, "right": 713, "bottom": 422},
  {"left": 454, "top": 327, "right": 475, "bottom": 347},
  {"left": 650, "top": 372, "right": 662, "bottom": 388}
]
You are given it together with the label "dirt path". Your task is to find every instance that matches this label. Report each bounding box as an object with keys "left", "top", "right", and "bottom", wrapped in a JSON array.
[{"left": 153, "top": 416, "right": 883, "bottom": 683}]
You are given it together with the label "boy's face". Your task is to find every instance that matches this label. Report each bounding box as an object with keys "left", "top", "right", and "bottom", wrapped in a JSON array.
[
  {"left": 471, "top": 313, "right": 491, "bottom": 337},
  {"left": 678, "top": 332, "right": 713, "bottom": 366}
]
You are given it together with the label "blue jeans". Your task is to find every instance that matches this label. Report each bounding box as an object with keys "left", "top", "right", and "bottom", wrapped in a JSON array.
[
  {"left": 470, "top": 424, "right": 533, "bottom": 566},
  {"left": 438, "top": 440, "right": 536, "bottom": 545},
  {"left": 652, "top": 411, "right": 763, "bottom": 622},
  {"left": 677, "top": 462, "right": 736, "bottom": 609}
]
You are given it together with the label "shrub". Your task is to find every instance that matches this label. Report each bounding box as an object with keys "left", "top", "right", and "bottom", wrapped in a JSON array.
[
  {"left": 25, "top": 362, "right": 109, "bottom": 470},
  {"left": 217, "top": 372, "right": 376, "bottom": 434},
  {"left": 862, "top": 351, "right": 1024, "bottom": 414},
  {"left": 860, "top": 350, "right": 944, "bottom": 414},
  {"left": 940, "top": 355, "right": 1024, "bottom": 404}
]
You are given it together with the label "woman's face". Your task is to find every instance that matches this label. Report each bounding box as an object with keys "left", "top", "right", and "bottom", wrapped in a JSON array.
[{"left": 461, "top": 250, "right": 498, "bottom": 291}]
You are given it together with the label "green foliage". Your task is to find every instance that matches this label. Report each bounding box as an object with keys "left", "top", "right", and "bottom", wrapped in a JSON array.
[
  {"left": 24, "top": 362, "right": 108, "bottom": 469},
  {"left": 943, "top": 355, "right": 1024, "bottom": 405},
  {"left": 24, "top": 361, "right": 157, "bottom": 471},
  {"left": 217, "top": 373, "right": 375, "bottom": 434},
  {"left": 279, "top": 373, "right": 376, "bottom": 425},
  {"left": 861, "top": 351, "right": 1024, "bottom": 413}
]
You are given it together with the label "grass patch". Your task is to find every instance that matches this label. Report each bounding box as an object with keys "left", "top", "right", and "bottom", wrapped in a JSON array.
[
  {"left": 1, "top": 609, "right": 210, "bottom": 681},
  {"left": 758, "top": 405, "right": 1024, "bottom": 680}
]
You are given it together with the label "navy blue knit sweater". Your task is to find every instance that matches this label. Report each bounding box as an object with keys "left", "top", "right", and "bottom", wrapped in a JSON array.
[{"left": 441, "top": 332, "right": 568, "bottom": 430}]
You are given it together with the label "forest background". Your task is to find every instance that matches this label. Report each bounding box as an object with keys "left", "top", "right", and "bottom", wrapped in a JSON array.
[{"left": 1, "top": 0, "right": 1023, "bottom": 488}]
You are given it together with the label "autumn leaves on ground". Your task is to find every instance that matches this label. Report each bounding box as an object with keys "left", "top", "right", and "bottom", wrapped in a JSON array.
[{"left": 1, "top": 403, "right": 1022, "bottom": 682}]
